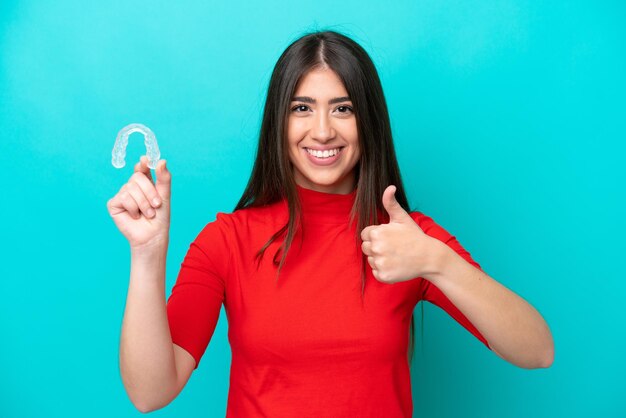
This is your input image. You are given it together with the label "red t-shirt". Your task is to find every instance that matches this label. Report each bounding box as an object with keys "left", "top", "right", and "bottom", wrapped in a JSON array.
[{"left": 166, "top": 185, "right": 490, "bottom": 417}]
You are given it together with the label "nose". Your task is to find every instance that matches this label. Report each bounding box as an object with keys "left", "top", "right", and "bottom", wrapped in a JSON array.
[{"left": 310, "top": 111, "right": 335, "bottom": 143}]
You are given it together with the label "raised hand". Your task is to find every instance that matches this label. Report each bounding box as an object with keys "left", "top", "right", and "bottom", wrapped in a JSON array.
[
  {"left": 107, "top": 155, "right": 171, "bottom": 251},
  {"left": 360, "top": 185, "right": 443, "bottom": 283}
]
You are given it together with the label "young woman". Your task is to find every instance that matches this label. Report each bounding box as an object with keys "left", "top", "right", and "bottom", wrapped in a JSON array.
[{"left": 108, "top": 30, "right": 554, "bottom": 416}]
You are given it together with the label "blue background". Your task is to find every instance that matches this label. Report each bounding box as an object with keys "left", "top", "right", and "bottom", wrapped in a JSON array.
[{"left": 1, "top": 1, "right": 624, "bottom": 417}]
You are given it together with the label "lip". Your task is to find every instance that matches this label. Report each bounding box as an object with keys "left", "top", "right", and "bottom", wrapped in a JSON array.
[
  {"left": 305, "top": 146, "right": 344, "bottom": 151},
  {"left": 302, "top": 146, "right": 344, "bottom": 166}
]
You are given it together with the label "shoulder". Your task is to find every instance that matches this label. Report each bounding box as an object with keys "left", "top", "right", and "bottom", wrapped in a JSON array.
[
  {"left": 408, "top": 210, "right": 453, "bottom": 242},
  {"left": 409, "top": 210, "right": 483, "bottom": 271}
]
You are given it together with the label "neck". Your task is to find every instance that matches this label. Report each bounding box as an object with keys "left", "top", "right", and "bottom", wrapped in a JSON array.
[
  {"left": 294, "top": 184, "right": 357, "bottom": 224},
  {"left": 293, "top": 173, "right": 356, "bottom": 195}
]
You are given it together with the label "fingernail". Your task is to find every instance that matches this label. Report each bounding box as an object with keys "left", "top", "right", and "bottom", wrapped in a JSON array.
[
  {"left": 152, "top": 198, "right": 161, "bottom": 206},
  {"left": 147, "top": 208, "right": 155, "bottom": 217}
]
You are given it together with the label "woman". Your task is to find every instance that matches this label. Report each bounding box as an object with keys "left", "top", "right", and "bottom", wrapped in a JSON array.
[{"left": 108, "top": 30, "right": 554, "bottom": 416}]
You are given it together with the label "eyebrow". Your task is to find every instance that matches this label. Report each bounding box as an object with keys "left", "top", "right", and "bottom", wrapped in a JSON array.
[{"left": 291, "top": 96, "right": 351, "bottom": 105}]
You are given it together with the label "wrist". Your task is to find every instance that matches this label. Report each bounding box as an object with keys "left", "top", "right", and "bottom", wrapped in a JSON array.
[
  {"left": 422, "top": 239, "right": 454, "bottom": 284},
  {"left": 131, "top": 236, "right": 169, "bottom": 259},
  {"left": 130, "top": 241, "right": 168, "bottom": 287}
]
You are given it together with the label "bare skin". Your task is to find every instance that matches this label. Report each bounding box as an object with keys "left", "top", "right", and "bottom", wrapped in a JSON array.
[{"left": 108, "top": 157, "right": 196, "bottom": 412}]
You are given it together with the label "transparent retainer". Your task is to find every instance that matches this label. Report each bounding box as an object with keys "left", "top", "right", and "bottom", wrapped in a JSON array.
[{"left": 112, "top": 123, "right": 160, "bottom": 169}]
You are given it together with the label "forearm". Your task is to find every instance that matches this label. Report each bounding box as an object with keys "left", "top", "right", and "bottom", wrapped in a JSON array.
[
  {"left": 119, "top": 246, "right": 178, "bottom": 411},
  {"left": 426, "top": 242, "right": 554, "bottom": 369}
]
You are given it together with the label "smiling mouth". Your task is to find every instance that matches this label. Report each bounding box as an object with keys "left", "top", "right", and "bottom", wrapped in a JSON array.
[{"left": 305, "top": 147, "right": 345, "bottom": 159}]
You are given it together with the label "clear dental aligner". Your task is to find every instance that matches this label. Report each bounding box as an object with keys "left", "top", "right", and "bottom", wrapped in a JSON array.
[{"left": 112, "top": 123, "right": 160, "bottom": 169}]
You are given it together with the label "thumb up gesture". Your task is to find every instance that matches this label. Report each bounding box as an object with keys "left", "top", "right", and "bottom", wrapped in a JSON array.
[{"left": 360, "top": 185, "right": 443, "bottom": 284}]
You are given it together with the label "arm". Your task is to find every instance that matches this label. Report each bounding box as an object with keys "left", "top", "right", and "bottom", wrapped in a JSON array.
[
  {"left": 119, "top": 245, "right": 196, "bottom": 413},
  {"left": 426, "top": 241, "right": 554, "bottom": 369},
  {"left": 361, "top": 185, "right": 554, "bottom": 369}
]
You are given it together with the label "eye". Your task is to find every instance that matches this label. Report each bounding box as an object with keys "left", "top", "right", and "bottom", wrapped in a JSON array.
[
  {"left": 336, "top": 105, "right": 353, "bottom": 114},
  {"left": 291, "top": 105, "right": 310, "bottom": 112}
]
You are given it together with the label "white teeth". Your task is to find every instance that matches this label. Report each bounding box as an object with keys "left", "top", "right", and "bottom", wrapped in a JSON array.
[{"left": 306, "top": 148, "right": 340, "bottom": 158}]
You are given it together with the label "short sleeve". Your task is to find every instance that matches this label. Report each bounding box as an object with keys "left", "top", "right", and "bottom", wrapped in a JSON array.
[
  {"left": 410, "top": 211, "right": 491, "bottom": 350},
  {"left": 166, "top": 213, "right": 231, "bottom": 369}
]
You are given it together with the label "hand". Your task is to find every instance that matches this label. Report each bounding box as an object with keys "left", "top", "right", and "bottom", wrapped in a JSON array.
[
  {"left": 360, "top": 185, "right": 443, "bottom": 283},
  {"left": 107, "top": 156, "right": 171, "bottom": 251}
]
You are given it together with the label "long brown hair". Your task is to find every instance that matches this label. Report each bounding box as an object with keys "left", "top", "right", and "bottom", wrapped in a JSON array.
[{"left": 234, "top": 30, "right": 422, "bottom": 365}]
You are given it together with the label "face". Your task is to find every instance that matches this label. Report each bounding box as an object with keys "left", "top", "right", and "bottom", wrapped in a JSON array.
[{"left": 287, "top": 67, "right": 360, "bottom": 194}]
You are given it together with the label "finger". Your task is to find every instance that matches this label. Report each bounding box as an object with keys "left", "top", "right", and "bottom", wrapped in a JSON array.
[
  {"left": 107, "top": 196, "right": 135, "bottom": 223},
  {"left": 360, "top": 225, "right": 375, "bottom": 242},
  {"left": 130, "top": 171, "right": 162, "bottom": 208},
  {"left": 361, "top": 241, "right": 373, "bottom": 256},
  {"left": 134, "top": 155, "right": 154, "bottom": 183},
  {"left": 382, "top": 185, "right": 410, "bottom": 223},
  {"left": 367, "top": 256, "right": 377, "bottom": 270},
  {"left": 116, "top": 186, "right": 141, "bottom": 219},
  {"left": 124, "top": 181, "right": 156, "bottom": 219},
  {"left": 107, "top": 193, "right": 128, "bottom": 216},
  {"left": 154, "top": 160, "right": 171, "bottom": 203}
]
